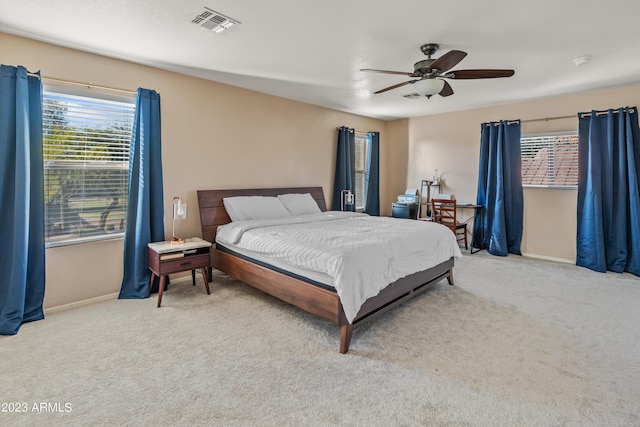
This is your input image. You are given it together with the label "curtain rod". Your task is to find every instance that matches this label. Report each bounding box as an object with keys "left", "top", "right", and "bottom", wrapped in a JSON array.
[
  {"left": 578, "top": 108, "right": 635, "bottom": 117},
  {"left": 521, "top": 114, "right": 575, "bottom": 123},
  {"left": 335, "top": 127, "right": 370, "bottom": 136},
  {"left": 522, "top": 108, "right": 635, "bottom": 123},
  {"left": 35, "top": 74, "right": 137, "bottom": 95},
  {"left": 483, "top": 120, "right": 521, "bottom": 126}
]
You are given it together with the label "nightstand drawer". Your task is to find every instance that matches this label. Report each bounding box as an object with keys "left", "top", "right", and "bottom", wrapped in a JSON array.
[{"left": 158, "top": 253, "right": 210, "bottom": 275}]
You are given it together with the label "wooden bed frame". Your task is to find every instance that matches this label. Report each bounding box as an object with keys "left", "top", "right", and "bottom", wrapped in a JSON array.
[{"left": 197, "top": 187, "right": 454, "bottom": 353}]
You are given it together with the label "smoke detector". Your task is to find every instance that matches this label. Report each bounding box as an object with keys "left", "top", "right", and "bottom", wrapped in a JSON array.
[{"left": 192, "top": 8, "right": 240, "bottom": 33}]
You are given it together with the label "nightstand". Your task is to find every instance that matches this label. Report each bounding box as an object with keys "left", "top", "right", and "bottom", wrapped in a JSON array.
[{"left": 148, "top": 237, "right": 213, "bottom": 307}]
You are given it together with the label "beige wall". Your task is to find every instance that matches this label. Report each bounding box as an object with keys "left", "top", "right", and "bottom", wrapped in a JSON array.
[
  {"left": 405, "top": 84, "right": 640, "bottom": 262},
  {"left": 0, "top": 32, "right": 386, "bottom": 309},
  {"left": 3, "top": 30, "right": 639, "bottom": 308},
  {"left": 384, "top": 119, "right": 410, "bottom": 213}
]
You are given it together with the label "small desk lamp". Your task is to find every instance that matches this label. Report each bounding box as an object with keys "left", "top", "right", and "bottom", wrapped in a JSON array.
[
  {"left": 172, "top": 196, "right": 187, "bottom": 244},
  {"left": 341, "top": 189, "right": 354, "bottom": 211}
]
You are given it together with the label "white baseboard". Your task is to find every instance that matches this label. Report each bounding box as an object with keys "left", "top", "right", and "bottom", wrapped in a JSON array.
[
  {"left": 522, "top": 252, "right": 574, "bottom": 265},
  {"left": 44, "top": 292, "right": 120, "bottom": 314},
  {"left": 43, "top": 275, "right": 195, "bottom": 315}
]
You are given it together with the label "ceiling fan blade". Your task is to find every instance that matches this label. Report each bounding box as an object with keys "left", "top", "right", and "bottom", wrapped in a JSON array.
[
  {"left": 361, "top": 68, "right": 415, "bottom": 77},
  {"left": 447, "top": 69, "right": 515, "bottom": 79},
  {"left": 439, "top": 80, "right": 454, "bottom": 97},
  {"left": 428, "top": 50, "right": 467, "bottom": 73},
  {"left": 373, "top": 80, "right": 419, "bottom": 94}
]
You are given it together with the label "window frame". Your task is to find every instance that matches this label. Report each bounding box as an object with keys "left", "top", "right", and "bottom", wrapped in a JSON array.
[
  {"left": 354, "top": 133, "right": 370, "bottom": 211},
  {"left": 42, "top": 86, "right": 136, "bottom": 248},
  {"left": 521, "top": 130, "right": 579, "bottom": 190}
]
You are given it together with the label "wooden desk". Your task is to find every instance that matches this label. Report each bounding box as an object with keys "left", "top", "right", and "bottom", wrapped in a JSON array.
[
  {"left": 457, "top": 203, "right": 483, "bottom": 254},
  {"left": 148, "top": 237, "right": 212, "bottom": 307}
]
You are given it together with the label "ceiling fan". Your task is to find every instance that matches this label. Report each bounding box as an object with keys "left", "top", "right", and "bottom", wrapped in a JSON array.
[{"left": 360, "top": 43, "right": 515, "bottom": 98}]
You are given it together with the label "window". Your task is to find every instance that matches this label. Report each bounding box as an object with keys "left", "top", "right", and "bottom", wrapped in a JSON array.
[
  {"left": 521, "top": 132, "right": 578, "bottom": 188},
  {"left": 43, "top": 90, "right": 135, "bottom": 247},
  {"left": 354, "top": 134, "right": 369, "bottom": 210}
]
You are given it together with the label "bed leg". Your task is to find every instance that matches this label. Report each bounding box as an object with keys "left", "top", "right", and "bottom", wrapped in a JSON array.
[
  {"left": 447, "top": 269, "right": 454, "bottom": 286},
  {"left": 340, "top": 324, "right": 354, "bottom": 354}
]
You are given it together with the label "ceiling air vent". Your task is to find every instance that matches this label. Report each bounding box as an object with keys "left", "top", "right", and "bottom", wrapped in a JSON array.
[{"left": 192, "top": 7, "right": 240, "bottom": 33}]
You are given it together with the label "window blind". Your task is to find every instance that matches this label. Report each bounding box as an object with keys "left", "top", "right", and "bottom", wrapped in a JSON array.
[
  {"left": 43, "top": 91, "right": 135, "bottom": 246},
  {"left": 521, "top": 133, "right": 578, "bottom": 187},
  {"left": 354, "top": 134, "right": 368, "bottom": 209}
]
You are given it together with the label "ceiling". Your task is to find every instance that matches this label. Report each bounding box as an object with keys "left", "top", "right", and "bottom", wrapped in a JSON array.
[{"left": 2, "top": 0, "right": 640, "bottom": 120}]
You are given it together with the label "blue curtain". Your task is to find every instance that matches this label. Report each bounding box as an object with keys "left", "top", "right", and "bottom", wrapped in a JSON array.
[
  {"left": 576, "top": 107, "right": 640, "bottom": 276},
  {"left": 0, "top": 65, "right": 46, "bottom": 335},
  {"left": 473, "top": 120, "right": 523, "bottom": 256},
  {"left": 332, "top": 126, "right": 355, "bottom": 211},
  {"left": 364, "top": 131, "right": 380, "bottom": 216},
  {"left": 119, "top": 88, "right": 165, "bottom": 299}
]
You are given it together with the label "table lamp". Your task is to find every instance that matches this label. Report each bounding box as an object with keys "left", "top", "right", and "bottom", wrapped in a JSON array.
[{"left": 341, "top": 189, "right": 354, "bottom": 211}]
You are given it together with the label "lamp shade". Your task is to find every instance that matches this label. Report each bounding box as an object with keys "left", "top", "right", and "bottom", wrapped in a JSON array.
[
  {"left": 173, "top": 197, "right": 187, "bottom": 219},
  {"left": 345, "top": 191, "right": 354, "bottom": 205},
  {"left": 172, "top": 196, "right": 187, "bottom": 243},
  {"left": 413, "top": 78, "right": 445, "bottom": 96}
]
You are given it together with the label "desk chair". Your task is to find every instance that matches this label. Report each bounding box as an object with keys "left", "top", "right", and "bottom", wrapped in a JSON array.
[{"left": 431, "top": 198, "right": 468, "bottom": 250}]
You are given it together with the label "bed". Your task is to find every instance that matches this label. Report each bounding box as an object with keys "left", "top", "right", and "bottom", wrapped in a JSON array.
[{"left": 197, "top": 187, "right": 460, "bottom": 353}]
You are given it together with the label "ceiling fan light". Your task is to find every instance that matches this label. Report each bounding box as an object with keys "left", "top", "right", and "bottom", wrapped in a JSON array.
[{"left": 413, "top": 78, "right": 445, "bottom": 96}]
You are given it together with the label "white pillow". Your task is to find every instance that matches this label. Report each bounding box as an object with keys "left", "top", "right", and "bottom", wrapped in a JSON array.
[
  {"left": 278, "top": 193, "right": 322, "bottom": 216},
  {"left": 223, "top": 196, "right": 291, "bottom": 222}
]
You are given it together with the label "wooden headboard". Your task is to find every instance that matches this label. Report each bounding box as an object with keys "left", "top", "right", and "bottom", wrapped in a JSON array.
[{"left": 197, "top": 187, "right": 327, "bottom": 243}]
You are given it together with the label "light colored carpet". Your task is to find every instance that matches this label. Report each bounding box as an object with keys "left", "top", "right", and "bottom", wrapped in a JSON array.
[{"left": 2, "top": 253, "right": 639, "bottom": 426}]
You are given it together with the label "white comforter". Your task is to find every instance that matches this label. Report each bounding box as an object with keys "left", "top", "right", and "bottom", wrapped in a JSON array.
[{"left": 216, "top": 212, "right": 462, "bottom": 323}]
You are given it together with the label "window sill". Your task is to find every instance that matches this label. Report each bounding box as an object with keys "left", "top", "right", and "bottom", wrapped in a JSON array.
[
  {"left": 522, "top": 185, "right": 577, "bottom": 190},
  {"left": 46, "top": 233, "right": 125, "bottom": 249}
]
